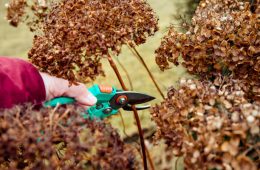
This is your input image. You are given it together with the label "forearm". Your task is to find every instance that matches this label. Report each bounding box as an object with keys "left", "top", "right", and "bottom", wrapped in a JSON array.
[
  {"left": 0, "top": 57, "right": 96, "bottom": 109},
  {"left": 0, "top": 57, "right": 46, "bottom": 108}
]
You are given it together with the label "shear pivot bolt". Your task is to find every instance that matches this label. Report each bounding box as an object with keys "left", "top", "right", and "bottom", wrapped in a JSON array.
[
  {"left": 116, "top": 95, "right": 128, "bottom": 105},
  {"left": 118, "top": 98, "right": 126, "bottom": 104},
  {"left": 103, "top": 108, "right": 112, "bottom": 114}
]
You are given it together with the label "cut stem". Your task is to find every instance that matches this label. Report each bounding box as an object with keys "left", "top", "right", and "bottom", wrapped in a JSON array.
[
  {"left": 145, "top": 144, "right": 155, "bottom": 170},
  {"left": 107, "top": 53, "right": 148, "bottom": 170},
  {"left": 129, "top": 45, "right": 165, "bottom": 99}
]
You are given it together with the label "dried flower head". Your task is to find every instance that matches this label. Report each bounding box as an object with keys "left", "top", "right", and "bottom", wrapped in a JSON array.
[
  {"left": 6, "top": 0, "right": 49, "bottom": 30},
  {"left": 27, "top": 0, "right": 158, "bottom": 82},
  {"left": 151, "top": 76, "right": 260, "bottom": 169},
  {"left": 155, "top": 0, "right": 260, "bottom": 99},
  {"left": 0, "top": 105, "right": 137, "bottom": 170}
]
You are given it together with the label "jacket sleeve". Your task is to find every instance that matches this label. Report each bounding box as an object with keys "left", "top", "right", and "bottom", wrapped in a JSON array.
[{"left": 0, "top": 57, "right": 46, "bottom": 108}]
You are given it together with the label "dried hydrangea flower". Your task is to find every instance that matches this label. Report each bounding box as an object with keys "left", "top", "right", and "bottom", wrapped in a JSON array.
[
  {"left": 151, "top": 76, "right": 259, "bottom": 169},
  {"left": 0, "top": 105, "right": 138, "bottom": 169},
  {"left": 6, "top": 0, "right": 49, "bottom": 30},
  {"left": 27, "top": 0, "right": 158, "bottom": 82},
  {"left": 155, "top": 0, "right": 260, "bottom": 100}
]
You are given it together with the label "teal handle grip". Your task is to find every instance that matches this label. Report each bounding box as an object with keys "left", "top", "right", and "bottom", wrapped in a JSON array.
[
  {"left": 44, "top": 84, "right": 118, "bottom": 120},
  {"left": 44, "top": 97, "right": 75, "bottom": 107},
  {"left": 44, "top": 85, "right": 100, "bottom": 107}
]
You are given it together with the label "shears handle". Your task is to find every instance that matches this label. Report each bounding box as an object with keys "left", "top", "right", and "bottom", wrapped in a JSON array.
[
  {"left": 44, "top": 97, "right": 76, "bottom": 106},
  {"left": 44, "top": 84, "right": 118, "bottom": 120}
]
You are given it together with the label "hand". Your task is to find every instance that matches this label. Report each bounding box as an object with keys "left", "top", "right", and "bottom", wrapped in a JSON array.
[{"left": 40, "top": 72, "right": 97, "bottom": 108}]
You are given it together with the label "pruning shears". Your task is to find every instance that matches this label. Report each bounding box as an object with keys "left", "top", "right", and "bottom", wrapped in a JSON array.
[{"left": 44, "top": 84, "right": 155, "bottom": 120}]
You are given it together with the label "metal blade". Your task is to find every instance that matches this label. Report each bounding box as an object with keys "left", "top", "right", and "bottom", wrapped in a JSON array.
[
  {"left": 116, "top": 91, "right": 155, "bottom": 105},
  {"left": 123, "top": 104, "right": 151, "bottom": 111}
]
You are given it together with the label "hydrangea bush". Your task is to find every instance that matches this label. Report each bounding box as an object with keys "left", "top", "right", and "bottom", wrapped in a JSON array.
[
  {"left": 0, "top": 105, "right": 137, "bottom": 170},
  {"left": 153, "top": 0, "right": 259, "bottom": 169}
]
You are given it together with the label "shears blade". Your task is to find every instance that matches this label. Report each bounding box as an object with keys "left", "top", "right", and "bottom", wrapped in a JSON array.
[
  {"left": 113, "top": 91, "right": 155, "bottom": 111},
  {"left": 116, "top": 91, "right": 155, "bottom": 105}
]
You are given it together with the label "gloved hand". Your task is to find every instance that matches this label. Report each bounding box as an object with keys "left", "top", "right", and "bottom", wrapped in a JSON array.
[{"left": 40, "top": 72, "right": 97, "bottom": 108}]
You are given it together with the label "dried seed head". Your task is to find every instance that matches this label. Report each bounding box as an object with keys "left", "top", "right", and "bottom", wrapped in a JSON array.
[
  {"left": 151, "top": 76, "right": 260, "bottom": 169},
  {"left": 0, "top": 105, "right": 138, "bottom": 169},
  {"left": 27, "top": 0, "right": 158, "bottom": 82},
  {"left": 6, "top": 0, "right": 49, "bottom": 30},
  {"left": 155, "top": 0, "right": 260, "bottom": 100}
]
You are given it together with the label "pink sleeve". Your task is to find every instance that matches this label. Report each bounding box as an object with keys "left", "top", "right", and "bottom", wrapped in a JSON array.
[{"left": 0, "top": 57, "right": 46, "bottom": 108}]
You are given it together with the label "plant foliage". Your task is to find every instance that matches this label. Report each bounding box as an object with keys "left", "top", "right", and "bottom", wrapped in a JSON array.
[{"left": 0, "top": 105, "right": 137, "bottom": 170}]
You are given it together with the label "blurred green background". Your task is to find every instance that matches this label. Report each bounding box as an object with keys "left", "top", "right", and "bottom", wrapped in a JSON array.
[{"left": 0, "top": 0, "right": 196, "bottom": 169}]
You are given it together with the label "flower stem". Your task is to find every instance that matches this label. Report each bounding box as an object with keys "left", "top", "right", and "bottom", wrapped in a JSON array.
[
  {"left": 115, "top": 56, "right": 134, "bottom": 90},
  {"left": 107, "top": 53, "right": 148, "bottom": 170},
  {"left": 130, "top": 45, "right": 165, "bottom": 99}
]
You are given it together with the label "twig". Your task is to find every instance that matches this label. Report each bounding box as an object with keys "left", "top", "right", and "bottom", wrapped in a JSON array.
[
  {"left": 145, "top": 144, "right": 155, "bottom": 170},
  {"left": 15, "top": 108, "right": 25, "bottom": 131},
  {"left": 242, "top": 142, "right": 260, "bottom": 156},
  {"left": 54, "top": 108, "right": 71, "bottom": 130},
  {"left": 128, "top": 44, "right": 165, "bottom": 99},
  {"left": 107, "top": 53, "right": 148, "bottom": 170},
  {"left": 118, "top": 111, "right": 130, "bottom": 138},
  {"left": 119, "top": 111, "right": 145, "bottom": 160},
  {"left": 107, "top": 54, "right": 127, "bottom": 89},
  {"left": 49, "top": 105, "right": 59, "bottom": 132},
  {"left": 131, "top": 105, "right": 148, "bottom": 170},
  {"left": 115, "top": 56, "right": 134, "bottom": 91}
]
